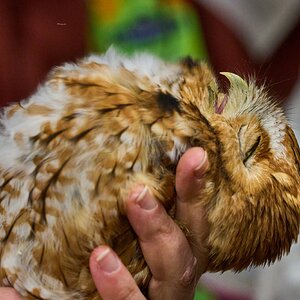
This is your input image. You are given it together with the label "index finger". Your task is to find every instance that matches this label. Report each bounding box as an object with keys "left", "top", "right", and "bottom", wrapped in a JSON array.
[
  {"left": 175, "top": 147, "right": 210, "bottom": 271},
  {"left": 90, "top": 246, "right": 146, "bottom": 300}
]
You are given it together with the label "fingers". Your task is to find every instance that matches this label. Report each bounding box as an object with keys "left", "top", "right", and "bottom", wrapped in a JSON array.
[
  {"left": 4, "top": 149, "right": 209, "bottom": 300},
  {"left": 90, "top": 246, "right": 146, "bottom": 300},
  {"left": 175, "top": 147, "right": 210, "bottom": 272},
  {"left": 92, "top": 147, "right": 210, "bottom": 300},
  {"left": 125, "top": 186, "right": 199, "bottom": 300},
  {"left": 0, "top": 288, "right": 23, "bottom": 300},
  {"left": 175, "top": 147, "right": 209, "bottom": 202}
]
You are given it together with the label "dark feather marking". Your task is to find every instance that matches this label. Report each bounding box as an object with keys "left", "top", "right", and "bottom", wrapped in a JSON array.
[
  {"left": 129, "top": 146, "right": 142, "bottom": 171},
  {"left": 29, "top": 221, "right": 36, "bottom": 240},
  {"left": 0, "top": 195, "right": 5, "bottom": 203},
  {"left": 292, "top": 146, "right": 300, "bottom": 174},
  {"left": 70, "top": 127, "right": 98, "bottom": 143},
  {"left": 18, "top": 102, "right": 25, "bottom": 109},
  {"left": 100, "top": 206, "right": 107, "bottom": 228},
  {"left": 94, "top": 173, "right": 102, "bottom": 196},
  {"left": 62, "top": 113, "right": 81, "bottom": 121},
  {"left": 5, "top": 274, "right": 13, "bottom": 287},
  {"left": 65, "top": 82, "right": 100, "bottom": 88},
  {"left": 271, "top": 174, "right": 279, "bottom": 184},
  {"left": 181, "top": 56, "right": 199, "bottom": 69},
  {"left": 39, "top": 158, "right": 71, "bottom": 225},
  {"left": 0, "top": 175, "right": 14, "bottom": 189},
  {"left": 62, "top": 226, "right": 71, "bottom": 248},
  {"left": 42, "top": 128, "right": 67, "bottom": 145},
  {"left": 147, "top": 139, "right": 166, "bottom": 170},
  {"left": 111, "top": 161, "right": 117, "bottom": 177},
  {"left": 157, "top": 92, "right": 181, "bottom": 114},
  {"left": 26, "top": 289, "right": 44, "bottom": 300},
  {"left": 148, "top": 116, "right": 163, "bottom": 127},
  {"left": 218, "top": 141, "right": 233, "bottom": 183},
  {"left": 27, "top": 187, "right": 34, "bottom": 206},
  {"left": 188, "top": 102, "right": 205, "bottom": 120},
  {"left": 58, "top": 262, "right": 69, "bottom": 288},
  {"left": 2, "top": 209, "right": 27, "bottom": 242},
  {"left": 98, "top": 107, "right": 117, "bottom": 114},
  {"left": 99, "top": 103, "right": 134, "bottom": 114},
  {"left": 38, "top": 244, "right": 45, "bottom": 267},
  {"left": 114, "top": 126, "right": 130, "bottom": 138},
  {"left": 32, "top": 157, "right": 53, "bottom": 177},
  {"left": 116, "top": 109, "right": 121, "bottom": 117},
  {"left": 30, "top": 134, "right": 40, "bottom": 144}
]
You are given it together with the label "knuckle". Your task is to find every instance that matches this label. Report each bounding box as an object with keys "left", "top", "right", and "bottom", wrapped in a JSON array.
[
  {"left": 178, "top": 256, "right": 198, "bottom": 288},
  {"left": 157, "top": 217, "right": 176, "bottom": 238},
  {"left": 116, "top": 284, "right": 141, "bottom": 300},
  {"left": 140, "top": 211, "right": 177, "bottom": 243}
]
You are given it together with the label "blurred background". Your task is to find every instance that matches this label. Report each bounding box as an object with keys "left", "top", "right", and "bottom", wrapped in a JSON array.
[{"left": 0, "top": 1, "right": 299, "bottom": 299}]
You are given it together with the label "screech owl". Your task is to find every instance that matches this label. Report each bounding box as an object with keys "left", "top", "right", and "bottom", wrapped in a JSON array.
[{"left": 0, "top": 48, "right": 300, "bottom": 299}]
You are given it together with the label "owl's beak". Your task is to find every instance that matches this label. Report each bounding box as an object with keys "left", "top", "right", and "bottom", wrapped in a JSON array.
[
  {"left": 220, "top": 72, "right": 248, "bottom": 91},
  {"left": 214, "top": 72, "right": 248, "bottom": 114}
]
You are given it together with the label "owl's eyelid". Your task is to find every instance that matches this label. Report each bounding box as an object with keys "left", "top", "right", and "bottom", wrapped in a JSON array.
[{"left": 243, "top": 136, "right": 261, "bottom": 164}]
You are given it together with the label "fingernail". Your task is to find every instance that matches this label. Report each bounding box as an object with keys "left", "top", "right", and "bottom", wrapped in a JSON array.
[
  {"left": 194, "top": 150, "right": 209, "bottom": 178},
  {"left": 96, "top": 248, "right": 120, "bottom": 273},
  {"left": 134, "top": 186, "right": 157, "bottom": 210}
]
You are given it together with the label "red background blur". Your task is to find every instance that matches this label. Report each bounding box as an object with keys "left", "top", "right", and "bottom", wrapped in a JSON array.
[{"left": 0, "top": 0, "right": 299, "bottom": 107}]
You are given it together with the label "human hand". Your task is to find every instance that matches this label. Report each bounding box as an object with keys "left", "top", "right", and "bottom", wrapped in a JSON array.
[
  {"left": 90, "top": 147, "right": 210, "bottom": 300},
  {"left": 0, "top": 288, "right": 23, "bottom": 299},
  {"left": 1, "top": 147, "right": 209, "bottom": 300}
]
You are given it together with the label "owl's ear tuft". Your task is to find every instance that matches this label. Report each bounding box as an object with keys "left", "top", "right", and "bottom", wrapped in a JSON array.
[
  {"left": 156, "top": 92, "right": 181, "bottom": 114},
  {"left": 181, "top": 56, "right": 199, "bottom": 69}
]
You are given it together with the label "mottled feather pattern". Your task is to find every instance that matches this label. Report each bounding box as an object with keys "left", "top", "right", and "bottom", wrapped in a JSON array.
[{"left": 0, "top": 48, "right": 300, "bottom": 299}]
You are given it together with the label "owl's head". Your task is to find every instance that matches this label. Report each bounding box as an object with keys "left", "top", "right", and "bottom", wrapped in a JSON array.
[{"left": 177, "top": 64, "right": 300, "bottom": 271}]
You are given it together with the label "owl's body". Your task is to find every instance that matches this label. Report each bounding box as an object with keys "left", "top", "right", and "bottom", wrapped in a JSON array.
[{"left": 0, "top": 49, "right": 299, "bottom": 299}]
